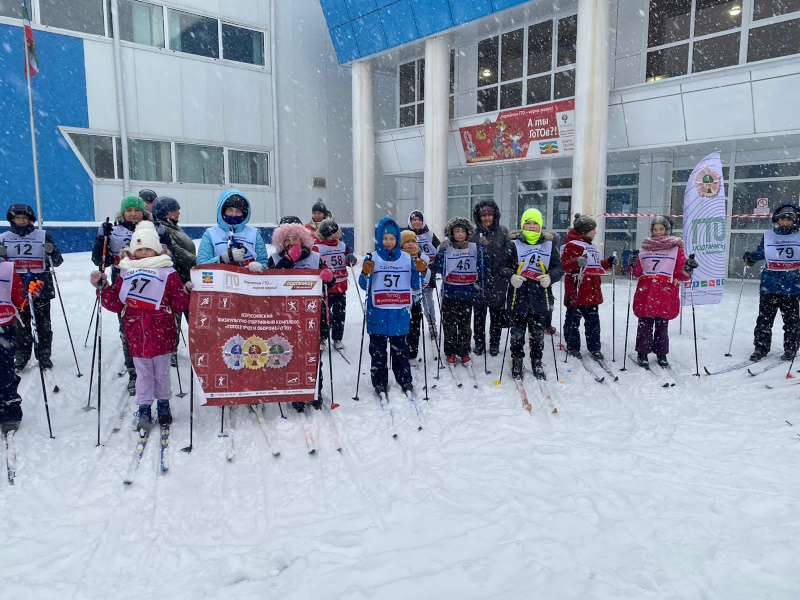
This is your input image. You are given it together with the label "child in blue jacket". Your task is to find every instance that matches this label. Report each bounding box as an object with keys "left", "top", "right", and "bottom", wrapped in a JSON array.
[
  {"left": 359, "top": 218, "right": 426, "bottom": 395},
  {"left": 197, "top": 189, "right": 269, "bottom": 270},
  {"left": 743, "top": 202, "right": 800, "bottom": 361}
]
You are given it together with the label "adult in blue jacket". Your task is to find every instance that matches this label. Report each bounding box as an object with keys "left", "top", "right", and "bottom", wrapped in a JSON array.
[
  {"left": 197, "top": 190, "right": 269, "bottom": 271},
  {"left": 359, "top": 217, "right": 425, "bottom": 395},
  {"left": 743, "top": 202, "right": 800, "bottom": 361}
]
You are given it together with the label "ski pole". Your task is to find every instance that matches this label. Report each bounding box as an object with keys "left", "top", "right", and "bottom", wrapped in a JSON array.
[
  {"left": 688, "top": 255, "right": 700, "bottom": 377},
  {"left": 421, "top": 278, "right": 443, "bottom": 376},
  {"left": 47, "top": 254, "right": 82, "bottom": 377},
  {"left": 172, "top": 315, "right": 187, "bottom": 398},
  {"left": 83, "top": 313, "right": 99, "bottom": 411},
  {"left": 181, "top": 366, "right": 194, "bottom": 453},
  {"left": 94, "top": 219, "right": 110, "bottom": 442},
  {"left": 434, "top": 284, "right": 444, "bottom": 378},
  {"left": 349, "top": 264, "right": 365, "bottom": 315},
  {"left": 611, "top": 250, "right": 617, "bottom": 362},
  {"left": 620, "top": 257, "right": 635, "bottom": 372},
  {"left": 352, "top": 256, "right": 371, "bottom": 401},
  {"left": 323, "top": 286, "right": 337, "bottom": 409},
  {"left": 84, "top": 296, "right": 98, "bottom": 347},
  {"left": 538, "top": 260, "right": 559, "bottom": 382},
  {"left": 785, "top": 356, "right": 796, "bottom": 380},
  {"left": 725, "top": 263, "right": 747, "bottom": 357},
  {"left": 494, "top": 262, "right": 523, "bottom": 386},
  {"left": 558, "top": 279, "right": 564, "bottom": 350},
  {"left": 479, "top": 234, "right": 489, "bottom": 376},
  {"left": 417, "top": 262, "right": 431, "bottom": 400},
  {"left": 23, "top": 273, "right": 54, "bottom": 439}
]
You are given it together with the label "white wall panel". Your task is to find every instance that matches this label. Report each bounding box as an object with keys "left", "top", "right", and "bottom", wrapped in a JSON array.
[
  {"left": 683, "top": 83, "right": 753, "bottom": 140},
  {"left": 134, "top": 52, "right": 183, "bottom": 138},
  {"left": 448, "top": 131, "right": 465, "bottom": 167},
  {"left": 614, "top": 56, "right": 641, "bottom": 89},
  {"left": 752, "top": 74, "right": 800, "bottom": 134},
  {"left": 607, "top": 104, "right": 628, "bottom": 149},
  {"left": 94, "top": 182, "right": 126, "bottom": 221},
  {"left": 259, "top": 77, "right": 274, "bottom": 148},
  {"left": 120, "top": 47, "right": 140, "bottom": 133},
  {"left": 180, "top": 61, "right": 225, "bottom": 142},
  {"left": 222, "top": 69, "right": 262, "bottom": 145},
  {"left": 84, "top": 41, "right": 119, "bottom": 131},
  {"left": 623, "top": 95, "right": 685, "bottom": 146},
  {"left": 376, "top": 140, "right": 402, "bottom": 176},
  {"left": 395, "top": 137, "right": 425, "bottom": 172}
]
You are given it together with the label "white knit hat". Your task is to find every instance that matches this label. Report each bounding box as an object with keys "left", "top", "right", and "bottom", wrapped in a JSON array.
[{"left": 130, "top": 221, "right": 162, "bottom": 254}]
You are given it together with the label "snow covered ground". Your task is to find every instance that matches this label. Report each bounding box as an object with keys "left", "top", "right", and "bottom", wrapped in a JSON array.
[{"left": 1, "top": 251, "right": 800, "bottom": 599}]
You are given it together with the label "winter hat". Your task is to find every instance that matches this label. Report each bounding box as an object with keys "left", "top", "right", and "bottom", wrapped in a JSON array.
[
  {"left": 221, "top": 193, "right": 249, "bottom": 223},
  {"left": 444, "top": 217, "right": 475, "bottom": 249},
  {"left": 400, "top": 230, "right": 417, "bottom": 248},
  {"left": 138, "top": 189, "right": 158, "bottom": 205},
  {"left": 279, "top": 215, "right": 303, "bottom": 225},
  {"left": 152, "top": 196, "right": 180, "bottom": 220},
  {"left": 316, "top": 218, "right": 339, "bottom": 240},
  {"left": 121, "top": 194, "right": 146, "bottom": 215},
  {"left": 772, "top": 203, "right": 799, "bottom": 223},
  {"left": 6, "top": 203, "right": 36, "bottom": 223},
  {"left": 272, "top": 222, "right": 314, "bottom": 250},
  {"left": 129, "top": 221, "right": 162, "bottom": 254},
  {"left": 312, "top": 200, "right": 328, "bottom": 215},
  {"left": 408, "top": 210, "right": 424, "bottom": 224},
  {"left": 650, "top": 215, "right": 673, "bottom": 236},
  {"left": 479, "top": 205, "right": 495, "bottom": 217},
  {"left": 573, "top": 213, "right": 597, "bottom": 235},
  {"left": 520, "top": 208, "right": 543, "bottom": 245}
]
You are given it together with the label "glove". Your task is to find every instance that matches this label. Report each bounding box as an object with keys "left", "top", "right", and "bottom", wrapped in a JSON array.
[
  {"left": 684, "top": 254, "right": 698, "bottom": 273},
  {"left": 577, "top": 256, "right": 587, "bottom": 269},
  {"left": 743, "top": 252, "right": 754, "bottom": 267},
  {"left": 287, "top": 244, "right": 303, "bottom": 262},
  {"left": 43, "top": 242, "right": 54, "bottom": 255},
  {"left": 90, "top": 271, "right": 108, "bottom": 289},
  {"left": 248, "top": 261, "right": 265, "bottom": 273},
  {"left": 510, "top": 274, "right": 525, "bottom": 288},
  {"left": 626, "top": 251, "right": 639, "bottom": 269},
  {"left": 414, "top": 257, "right": 427, "bottom": 273},
  {"left": 28, "top": 280, "right": 44, "bottom": 299},
  {"left": 473, "top": 282, "right": 482, "bottom": 291},
  {"left": 439, "top": 239, "right": 449, "bottom": 251},
  {"left": 607, "top": 255, "right": 617, "bottom": 267},
  {"left": 537, "top": 274, "right": 551, "bottom": 288},
  {"left": 184, "top": 281, "right": 194, "bottom": 293},
  {"left": 320, "top": 268, "right": 334, "bottom": 283},
  {"left": 0, "top": 244, "right": 5, "bottom": 258},
  {"left": 346, "top": 254, "right": 357, "bottom": 267},
  {"left": 102, "top": 221, "right": 113, "bottom": 237},
  {"left": 478, "top": 235, "right": 488, "bottom": 247},
  {"left": 361, "top": 260, "right": 375, "bottom": 276},
  {"left": 222, "top": 247, "right": 246, "bottom": 263}
]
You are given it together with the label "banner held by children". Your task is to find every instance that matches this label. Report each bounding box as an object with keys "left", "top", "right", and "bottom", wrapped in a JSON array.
[
  {"left": 188, "top": 264, "right": 322, "bottom": 406},
  {"left": 681, "top": 152, "right": 727, "bottom": 306}
]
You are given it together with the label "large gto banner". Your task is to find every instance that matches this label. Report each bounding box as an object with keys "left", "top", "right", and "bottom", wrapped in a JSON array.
[
  {"left": 459, "top": 98, "right": 575, "bottom": 164},
  {"left": 188, "top": 265, "right": 322, "bottom": 406}
]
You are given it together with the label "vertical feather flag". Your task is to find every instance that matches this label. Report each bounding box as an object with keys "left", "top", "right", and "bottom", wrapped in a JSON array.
[{"left": 21, "top": 0, "right": 39, "bottom": 77}]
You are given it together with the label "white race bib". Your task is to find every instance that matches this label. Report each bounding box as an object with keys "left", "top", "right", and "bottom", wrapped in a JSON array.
[
  {"left": 444, "top": 244, "right": 478, "bottom": 285},
  {"left": 416, "top": 230, "right": 438, "bottom": 261},
  {"left": 0, "top": 229, "right": 46, "bottom": 273},
  {"left": 639, "top": 246, "right": 678, "bottom": 281},
  {"left": 119, "top": 267, "right": 173, "bottom": 310},
  {"left": 370, "top": 253, "right": 413, "bottom": 309},
  {"left": 317, "top": 242, "right": 347, "bottom": 281},
  {"left": 567, "top": 240, "right": 605, "bottom": 276},
  {"left": 764, "top": 229, "right": 800, "bottom": 271},
  {"left": 513, "top": 239, "right": 552, "bottom": 279}
]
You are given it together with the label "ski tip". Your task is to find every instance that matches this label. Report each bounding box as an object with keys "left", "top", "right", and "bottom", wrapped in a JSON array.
[
  {"left": 53, "top": 385, "right": 60, "bottom": 393},
  {"left": 457, "top": 383, "right": 463, "bottom": 388},
  {"left": 392, "top": 433, "right": 398, "bottom": 439},
  {"left": 123, "top": 480, "right": 133, "bottom": 486},
  {"left": 309, "top": 449, "right": 316, "bottom": 455},
  {"left": 417, "top": 425, "right": 423, "bottom": 431},
  {"left": 747, "top": 369, "right": 756, "bottom": 376},
  {"left": 525, "top": 404, "right": 532, "bottom": 412},
  {"left": 703, "top": 367, "right": 712, "bottom": 375},
  {"left": 551, "top": 407, "right": 558, "bottom": 414}
]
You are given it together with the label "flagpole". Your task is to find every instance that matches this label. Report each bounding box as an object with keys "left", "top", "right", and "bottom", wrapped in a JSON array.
[{"left": 23, "top": 32, "right": 43, "bottom": 231}]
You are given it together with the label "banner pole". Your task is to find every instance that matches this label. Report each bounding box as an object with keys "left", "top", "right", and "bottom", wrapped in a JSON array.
[{"left": 23, "top": 34, "right": 43, "bottom": 230}]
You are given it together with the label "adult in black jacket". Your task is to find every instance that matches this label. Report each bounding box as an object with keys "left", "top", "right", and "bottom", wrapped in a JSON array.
[{"left": 471, "top": 200, "right": 509, "bottom": 356}]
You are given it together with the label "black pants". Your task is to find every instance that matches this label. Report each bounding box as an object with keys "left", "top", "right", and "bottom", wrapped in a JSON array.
[
  {"left": 563, "top": 305, "right": 601, "bottom": 353},
  {"left": 16, "top": 299, "right": 52, "bottom": 365},
  {"left": 326, "top": 293, "right": 346, "bottom": 342},
  {"left": 442, "top": 298, "right": 472, "bottom": 358},
  {"left": 408, "top": 302, "right": 424, "bottom": 359},
  {"left": 754, "top": 293, "right": 800, "bottom": 354},
  {"left": 0, "top": 324, "right": 22, "bottom": 423},
  {"left": 510, "top": 311, "right": 546, "bottom": 362},
  {"left": 473, "top": 304, "right": 506, "bottom": 352},
  {"left": 369, "top": 334, "right": 412, "bottom": 391}
]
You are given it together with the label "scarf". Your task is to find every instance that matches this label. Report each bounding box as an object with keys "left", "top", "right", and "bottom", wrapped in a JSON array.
[
  {"left": 119, "top": 253, "right": 174, "bottom": 269},
  {"left": 641, "top": 235, "right": 684, "bottom": 252}
]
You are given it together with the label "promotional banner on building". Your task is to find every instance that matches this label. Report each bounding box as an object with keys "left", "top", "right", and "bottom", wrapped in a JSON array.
[
  {"left": 681, "top": 152, "right": 727, "bottom": 306},
  {"left": 188, "top": 265, "right": 322, "bottom": 406},
  {"left": 459, "top": 98, "right": 575, "bottom": 164}
]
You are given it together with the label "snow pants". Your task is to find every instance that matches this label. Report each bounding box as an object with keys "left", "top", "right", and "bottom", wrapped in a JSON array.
[
  {"left": 0, "top": 324, "right": 22, "bottom": 425},
  {"left": 510, "top": 311, "right": 546, "bottom": 362},
  {"left": 324, "top": 293, "right": 347, "bottom": 342},
  {"left": 407, "top": 301, "right": 424, "bottom": 360},
  {"left": 564, "top": 305, "right": 601, "bottom": 353},
  {"left": 369, "top": 334, "right": 413, "bottom": 392},
  {"left": 473, "top": 304, "right": 507, "bottom": 352},
  {"left": 635, "top": 317, "right": 669, "bottom": 355},
  {"left": 442, "top": 298, "right": 473, "bottom": 358},
  {"left": 15, "top": 298, "right": 52, "bottom": 366},
  {"left": 753, "top": 292, "right": 800, "bottom": 355},
  {"left": 133, "top": 354, "right": 172, "bottom": 407},
  {"left": 421, "top": 286, "right": 438, "bottom": 337}
]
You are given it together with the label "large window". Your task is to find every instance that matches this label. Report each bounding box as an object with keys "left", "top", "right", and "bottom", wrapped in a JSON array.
[
  {"left": 167, "top": 8, "right": 219, "bottom": 59},
  {"left": 111, "top": 0, "right": 165, "bottom": 48},
  {"left": 128, "top": 138, "right": 172, "bottom": 182},
  {"left": 447, "top": 183, "right": 493, "bottom": 222},
  {"left": 70, "top": 133, "right": 116, "bottom": 179},
  {"left": 222, "top": 23, "right": 264, "bottom": 65},
  {"left": 0, "top": 1, "right": 21, "bottom": 18},
  {"left": 646, "top": 0, "right": 800, "bottom": 81},
  {"left": 517, "top": 178, "right": 572, "bottom": 237},
  {"left": 176, "top": 143, "right": 224, "bottom": 184},
  {"left": 229, "top": 150, "right": 269, "bottom": 186},
  {"left": 39, "top": 0, "right": 105, "bottom": 35},
  {"left": 478, "top": 16, "right": 577, "bottom": 114},
  {"left": 397, "top": 52, "right": 454, "bottom": 128},
  {"left": 605, "top": 174, "right": 640, "bottom": 264}
]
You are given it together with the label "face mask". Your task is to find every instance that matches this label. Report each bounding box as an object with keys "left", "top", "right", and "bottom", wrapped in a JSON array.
[
  {"left": 223, "top": 214, "right": 245, "bottom": 225},
  {"left": 521, "top": 229, "right": 541, "bottom": 244}
]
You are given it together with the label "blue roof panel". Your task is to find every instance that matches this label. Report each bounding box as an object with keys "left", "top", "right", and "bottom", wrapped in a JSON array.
[
  {"left": 379, "top": 1, "right": 419, "bottom": 48},
  {"left": 329, "top": 22, "right": 361, "bottom": 63},
  {"left": 352, "top": 11, "right": 389, "bottom": 56},
  {"left": 450, "top": 0, "right": 493, "bottom": 26},
  {"left": 320, "top": 0, "right": 350, "bottom": 28},
  {"left": 408, "top": 0, "right": 453, "bottom": 38},
  {"left": 345, "top": 0, "right": 378, "bottom": 19}
]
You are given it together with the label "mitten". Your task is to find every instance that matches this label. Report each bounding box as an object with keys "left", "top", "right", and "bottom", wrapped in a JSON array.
[
  {"left": 287, "top": 244, "right": 302, "bottom": 262},
  {"left": 537, "top": 274, "right": 551, "bottom": 288},
  {"left": 361, "top": 260, "right": 375, "bottom": 276},
  {"left": 414, "top": 257, "right": 427, "bottom": 273},
  {"left": 577, "top": 256, "right": 587, "bottom": 269},
  {"left": 320, "top": 268, "right": 334, "bottom": 282},
  {"left": 510, "top": 274, "right": 524, "bottom": 288},
  {"left": 248, "top": 261, "right": 265, "bottom": 273},
  {"left": 346, "top": 254, "right": 357, "bottom": 267}
]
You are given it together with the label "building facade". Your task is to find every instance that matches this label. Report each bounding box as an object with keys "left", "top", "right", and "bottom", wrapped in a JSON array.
[
  {"left": 320, "top": 0, "right": 800, "bottom": 278},
  {"left": 0, "top": 0, "right": 354, "bottom": 250}
]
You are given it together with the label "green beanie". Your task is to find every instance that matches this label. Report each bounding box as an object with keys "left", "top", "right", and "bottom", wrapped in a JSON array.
[
  {"left": 121, "top": 194, "right": 146, "bottom": 215},
  {"left": 520, "top": 208, "right": 543, "bottom": 245}
]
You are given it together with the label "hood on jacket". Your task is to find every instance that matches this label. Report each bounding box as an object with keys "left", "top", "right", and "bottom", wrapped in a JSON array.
[
  {"left": 773, "top": 201, "right": 800, "bottom": 234},
  {"left": 216, "top": 189, "right": 252, "bottom": 232},
  {"left": 564, "top": 227, "right": 593, "bottom": 245},
  {"left": 444, "top": 217, "right": 476, "bottom": 249},
  {"left": 407, "top": 210, "right": 430, "bottom": 234},
  {"left": 472, "top": 200, "right": 501, "bottom": 232},
  {"left": 375, "top": 217, "right": 402, "bottom": 261},
  {"left": 272, "top": 223, "right": 314, "bottom": 251}
]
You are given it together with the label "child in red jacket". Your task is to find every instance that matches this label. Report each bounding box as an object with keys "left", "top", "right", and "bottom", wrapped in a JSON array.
[
  {"left": 628, "top": 216, "right": 698, "bottom": 368},
  {"left": 0, "top": 256, "right": 28, "bottom": 432},
  {"left": 312, "top": 219, "right": 357, "bottom": 350},
  {"left": 560, "top": 214, "right": 617, "bottom": 360},
  {"left": 91, "top": 221, "right": 190, "bottom": 431}
]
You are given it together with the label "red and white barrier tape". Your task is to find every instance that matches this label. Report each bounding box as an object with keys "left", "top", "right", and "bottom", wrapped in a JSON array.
[{"left": 589, "top": 213, "right": 772, "bottom": 219}]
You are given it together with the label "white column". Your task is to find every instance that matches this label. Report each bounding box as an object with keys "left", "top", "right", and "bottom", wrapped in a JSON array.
[
  {"left": 572, "top": 0, "right": 611, "bottom": 247},
  {"left": 423, "top": 36, "right": 450, "bottom": 235},
  {"left": 352, "top": 60, "right": 375, "bottom": 256}
]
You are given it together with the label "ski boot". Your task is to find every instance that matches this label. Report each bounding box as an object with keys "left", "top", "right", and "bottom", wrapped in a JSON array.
[
  {"left": 461, "top": 355, "right": 471, "bottom": 365},
  {"left": 0, "top": 397, "right": 23, "bottom": 433},
  {"left": 489, "top": 345, "right": 500, "bottom": 357},
  {"left": 14, "top": 359, "right": 26, "bottom": 374},
  {"left": 511, "top": 357, "right": 524, "bottom": 380},
  {"left": 636, "top": 353, "right": 650, "bottom": 368},
  {"left": 136, "top": 405, "right": 152, "bottom": 432},
  {"left": 567, "top": 348, "right": 582, "bottom": 360},
  {"left": 156, "top": 400, "right": 172, "bottom": 425},
  {"left": 781, "top": 350, "right": 797, "bottom": 361},
  {"left": 656, "top": 354, "right": 669, "bottom": 367},
  {"left": 311, "top": 398, "right": 323, "bottom": 410},
  {"left": 749, "top": 349, "right": 767, "bottom": 362},
  {"left": 590, "top": 350, "right": 604, "bottom": 361},
  {"left": 333, "top": 340, "right": 345, "bottom": 351},
  {"left": 532, "top": 360, "right": 546, "bottom": 380},
  {"left": 127, "top": 369, "right": 137, "bottom": 397},
  {"left": 401, "top": 382, "right": 414, "bottom": 394},
  {"left": 38, "top": 356, "right": 54, "bottom": 370},
  {"left": 474, "top": 343, "right": 484, "bottom": 356},
  {"left": 292, "top": 401, "right": 305, "bottom": 413}
]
